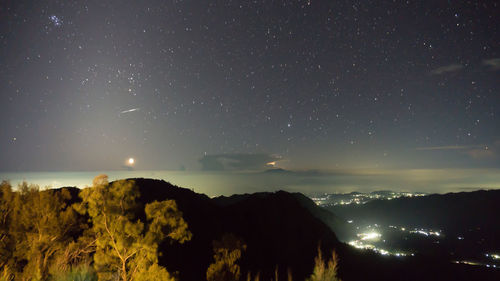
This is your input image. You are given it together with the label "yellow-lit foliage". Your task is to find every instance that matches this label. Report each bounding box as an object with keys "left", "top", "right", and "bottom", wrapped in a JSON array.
[
  {"left": 76, "top": 175, "right": 192, "bottom": 281},
  {"left": 306, "top": 247, "right": 341, "bottom": 281},
  {"left": 0, "top": 181, "right": 81, "bottom": 281},
  {"left": 206, "top": 233, "right": 247, "bottom": 281},
  {"left": 0, "top": 181, "right": 15, "bottom": 273}
]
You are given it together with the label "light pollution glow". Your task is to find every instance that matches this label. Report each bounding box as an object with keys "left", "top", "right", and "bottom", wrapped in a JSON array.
[{"left": 1, "top": 167, "right": 500, "bottom": 197}]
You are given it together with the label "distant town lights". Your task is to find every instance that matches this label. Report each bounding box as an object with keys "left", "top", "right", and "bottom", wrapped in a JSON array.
[
  {"left": 490, "top": 254, "right": 500, "bottom": 260},
  {"left": 359, "top": 232, "right": 382, "bottom": 241}
]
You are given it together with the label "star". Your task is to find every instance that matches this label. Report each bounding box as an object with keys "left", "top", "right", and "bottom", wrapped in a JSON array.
[{"left": 48, "top": 15, "right": 62, "bottom": 27}]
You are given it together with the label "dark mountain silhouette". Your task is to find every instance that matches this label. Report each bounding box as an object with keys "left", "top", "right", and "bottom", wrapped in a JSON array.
[
  {"left": 52, "top": 179, "right": 500, "bottom": 281},
  {"left": 214, "top": 191, "right": 351, "bottom": 241},
  {"left": 262, "top": 168, "right": 293, "bottom": 174},
  {"left": 211, "top": 191, "right": 340, "bottom": 279},
  {"left": 289, "top": 192, "right": 351, "bottom": 241},
  {"left": 130, "top": 179, "right": 500, "bottom": 281},
  {"left": 131, "top": 178, "right": 340, "bottom": 281}
]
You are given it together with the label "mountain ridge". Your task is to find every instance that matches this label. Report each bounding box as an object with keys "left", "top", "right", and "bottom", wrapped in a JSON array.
[{"left": 51, "top": 178, "right": 500, "bottom": 281}]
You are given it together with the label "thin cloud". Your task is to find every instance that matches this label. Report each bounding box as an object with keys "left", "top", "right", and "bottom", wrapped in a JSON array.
[
  {"left": 199, "top": 153, "right": 282, "bottom": 171},
  {"left": 415, "top": 145, "right": 484, "bottom": 151},
  {"left": 430, "top": 64, "right": 464, "bottom": 75},
  {"left": 465, "top": 148, "right": 495, "bottom": 160},
  {"left": 417, "top": 144, "right": 497, "bottom": 161},
  {"left": 482, "top": 58, "right": 500, "bottom": 70}
]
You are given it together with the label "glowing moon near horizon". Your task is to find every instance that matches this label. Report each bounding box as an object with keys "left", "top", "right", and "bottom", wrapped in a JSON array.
[{"left": 128, "top": 158, "right": 135, "bottom": 165}]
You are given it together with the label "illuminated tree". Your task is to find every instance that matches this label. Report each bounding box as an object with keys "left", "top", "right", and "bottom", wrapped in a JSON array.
[
  {"left": 206, "top": 233, "right": 246, "bottom": 281},
  {"left": 0, "top": 181, "right": 82, "bottom": 281},
  {"left": 76, "top": 175, "right": 192, "bottom": 281},
  {"left": 0, "top": 181, "right": 15, "bottom": 278},
  {"left": 51, "top": 265, "right": 97, "bottom": 281},
  {"left": 306, "top": 247, "right": 341, "bottom": 281}
]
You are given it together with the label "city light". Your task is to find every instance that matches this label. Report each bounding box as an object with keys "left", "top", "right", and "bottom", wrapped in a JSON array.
[
  {"left": 359, "top": 232, "right": 381, "bottom": 241},
  {"left": 409, "top": 228, "right": 441, "bottom": 237},
  {"left": 316, "top": 192, "right": 498, "bottom": 271},
  {"left": 454, "top": 260, "right": 498, "bottom": 269},
  {"left": 348, "top": 240, "right": 410, "bottom": 257},
  {"left": 486, "top": 253, "right": 500, "bottom": 260},
  {"left": 310, "top": 191, "right": 427, "bottom": 207}
]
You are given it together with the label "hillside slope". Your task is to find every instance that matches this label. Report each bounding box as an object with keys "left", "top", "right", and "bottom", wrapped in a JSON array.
[
  {"left": 131, "top": 178, "right": 340, "bottom": 281},
  {"left": 98, "top": 179, "right": 500, "bottom": 281}
]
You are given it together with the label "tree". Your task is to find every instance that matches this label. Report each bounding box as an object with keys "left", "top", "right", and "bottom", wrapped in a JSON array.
[
  {"left": 51, "top": 265, "right": 97, "bottom": 281},
  {"left": 0, "top": 181, "right": 16, "bottom": 279},
  {"left": 306, "top": 247, "right": 341, "bottom": 281},
  {"left": 206, "top": 233, "right": 247, "bottom": 281},
  {"left": 1, "top": 182, "right": 82, "bottom": 281},
  {"left": 76, "top": 175, "right": 192, "bottom": 281}
]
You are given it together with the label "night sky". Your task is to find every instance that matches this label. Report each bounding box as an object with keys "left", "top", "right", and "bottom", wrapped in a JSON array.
[{"left": 1, "top": 0, "right": 499, "bottom": 174}]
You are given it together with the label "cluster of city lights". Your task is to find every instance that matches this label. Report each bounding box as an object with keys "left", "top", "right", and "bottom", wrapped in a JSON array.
[
  {"left": 310, "top": 191, "right": 427, "bottom": 206},
  {"left": 348, "top": 240, "right": 412, "bottom": 257},
  {"left": 388, "top": 225, "right": 442, "bottom": 237},
  {"left": 347, "top": 224, "right": 445, "bottom": 259},
  {"left": 452, "top": 253, "right": 500, "bottom": 269},
  {"left": 453, "top": 260, "right": 498, "bottom": 268},
  {"left": 486, "top": 253, "right": 500, "bottom": 260},
  {"left": 409, "top": 229, "right": 441, "bottom": 237},
  {"left": 358, "top": 232, "right": 382, "bottom": 241},
  {"left": 349, "top": 229, "right": 412, "bottom": 257},
  {"left": 348, "top": 224, "right": 499, "bottom": 270}
]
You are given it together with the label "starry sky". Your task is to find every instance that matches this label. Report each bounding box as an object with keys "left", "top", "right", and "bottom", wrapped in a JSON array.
[{"left": 1, "top": 0, "right": 499, "bottom": 175}]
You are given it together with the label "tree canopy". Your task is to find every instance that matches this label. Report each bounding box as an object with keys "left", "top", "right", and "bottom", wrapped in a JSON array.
[
  {"left": 0, "top": 181, "right": 82, "bottom": 281},
  {"left": 206, "top": 233, "right": 247, "bottom": 281},
  {"left": 76, "top": 175, "right": 192, "bottom": 281}
]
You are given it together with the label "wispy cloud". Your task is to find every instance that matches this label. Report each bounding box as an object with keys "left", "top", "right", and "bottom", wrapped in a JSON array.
[
  {"left": 199, "top": 153, "right": 282, "bottom": 171},
  {"left": 482, "top": 58, "right": 500, "bottom": 70},
  {"left": 465, "top": 148, "right": 495, "bottom": 159},
  {"left": 430, "top": 64, "right": 464, "bottom": 75},
  {"left": 416, "top": 144, "right": 496, "bottom": 160},
  {"left": 415, "top": 145, "right": 484, "bottom": 151}
]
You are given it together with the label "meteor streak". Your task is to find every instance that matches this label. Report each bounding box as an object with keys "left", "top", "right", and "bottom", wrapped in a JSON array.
[{"left": 120, "top": 108, "right": 140, "bottom": 114}]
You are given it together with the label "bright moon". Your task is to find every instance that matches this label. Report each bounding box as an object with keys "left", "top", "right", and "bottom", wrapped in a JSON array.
[{"left": 128, "top": 158, "right": 135, "bottom": 165}]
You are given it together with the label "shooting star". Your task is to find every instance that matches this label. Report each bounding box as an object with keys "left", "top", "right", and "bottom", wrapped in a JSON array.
[
  {"left": 120, "top": 108, "right": 140, "bottom": 114},
  {"left": 119, "top": 108, "right": 140, "bottom": 115}
]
